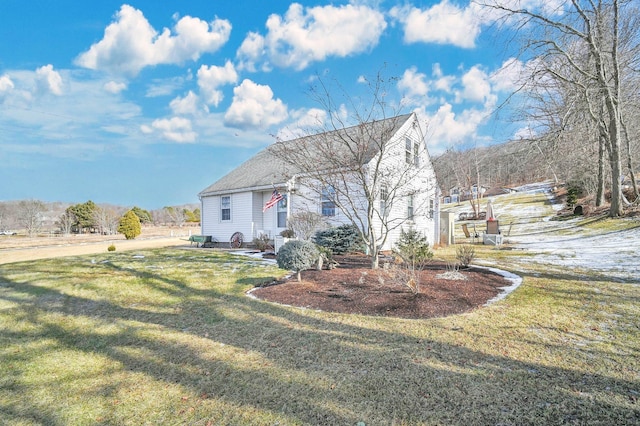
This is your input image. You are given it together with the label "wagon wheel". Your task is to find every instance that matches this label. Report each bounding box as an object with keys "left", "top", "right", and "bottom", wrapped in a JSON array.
[{"left": 229, "top": 232, "right": 244, "bottom": 249}]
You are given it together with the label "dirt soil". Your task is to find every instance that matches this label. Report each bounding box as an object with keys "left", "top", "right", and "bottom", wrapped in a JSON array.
[{"left": 252, "top": 255, "right": 511, "bottom": 319}]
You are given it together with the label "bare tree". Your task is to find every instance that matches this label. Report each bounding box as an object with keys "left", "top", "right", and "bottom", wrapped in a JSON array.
[
  {"left": 271, "top": 72, "right": 437, "bottom": 269},
  {"left": 0, "top": 204, "right": 14, "bottom": 232},
  {"left": 287, "top": 211, "right": 326, "bottom": 241},
  {"left": 481, "top": 0, "right": 640, "bottom": 216},
  {"left": 57, "top": 210, "right": 75, "bottom": 235},
  {"left": 93, "top": 205, "right": 125, "bottom": 235},
  {"left": 18, "top": 199, "right": 46, "bottom": 237},
  {"left": 163, "top": 206, "right": 186, "bottom": 227}
]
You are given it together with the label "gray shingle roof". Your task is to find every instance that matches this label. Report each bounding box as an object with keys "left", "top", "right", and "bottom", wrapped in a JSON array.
[{"left": 198, "top": 113, "right": 414, "bottom": 197}]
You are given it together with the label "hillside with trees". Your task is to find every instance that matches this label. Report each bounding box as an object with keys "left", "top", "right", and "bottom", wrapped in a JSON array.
[{"left": 438, "top": 0, "right": 639, "bottom": 217}]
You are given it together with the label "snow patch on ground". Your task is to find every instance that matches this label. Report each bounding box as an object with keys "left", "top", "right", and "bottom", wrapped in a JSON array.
[
  {"left": 444, "top": 181, "right": 639, "bottom": 283},
  {"left": 478, "top": 266, "right": 523, "bottom": 306}
]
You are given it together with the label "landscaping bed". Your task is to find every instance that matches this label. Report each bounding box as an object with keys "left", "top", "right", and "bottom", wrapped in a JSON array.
[{"left": 252, "top": 255, "right": 511, "bottom": 319}]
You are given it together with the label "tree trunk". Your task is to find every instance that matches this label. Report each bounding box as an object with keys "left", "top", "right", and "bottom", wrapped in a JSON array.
[
  {"left": 605, "top": 102, "right": 624, "bottom": 216},
  {"left": 596, "top": 133, "right": 606, "bottom": 207},
  {"left": 621, "top": 117, "right": 639, "bottom": 201},
  {"left": 369, "top": 241, "right": 380, "bottom": 269}
]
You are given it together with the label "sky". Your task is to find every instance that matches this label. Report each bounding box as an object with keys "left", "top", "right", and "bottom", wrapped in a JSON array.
[{"left": 0, "top": 0, "right": 537, "bottom": 209}]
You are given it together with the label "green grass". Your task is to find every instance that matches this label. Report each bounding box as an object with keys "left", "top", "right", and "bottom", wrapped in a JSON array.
[{"left": 1, "top": 248, "right": 639, "bottom": 425}]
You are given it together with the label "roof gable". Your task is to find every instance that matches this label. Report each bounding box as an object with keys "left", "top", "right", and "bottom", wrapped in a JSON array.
[{"left": 199, "top": 113, "right": 414, "bottom": 197}]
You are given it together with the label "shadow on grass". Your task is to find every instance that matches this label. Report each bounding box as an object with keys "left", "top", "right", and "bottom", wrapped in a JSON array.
[{"left": 1, "top": 250, "right": 639, "bottom": 425}]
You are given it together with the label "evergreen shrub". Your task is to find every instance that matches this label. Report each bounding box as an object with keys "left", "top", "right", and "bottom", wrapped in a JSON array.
[
  {"left": 118, "top": 210, "right": 142, "bottom": 240},
  {"left": 276, "top": 240, "right": 319, "bottom": 282},
  {"left": 314, "top": 224, "right": 363, "bottom": 254}
]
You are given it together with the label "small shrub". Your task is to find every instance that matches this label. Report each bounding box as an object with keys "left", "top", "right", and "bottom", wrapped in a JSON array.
[
  {"left": 316, "top": 244, "right": 337, "bottom": 270},
  {"left": 394, "top": 228, "right": 433, "bottom": 264},
  {"left": 314, "top": 224, "right": 363, "bottom": 254},
  {"left": 107, "top": 244, "right": 116, "bottom": 252},
  {"left": 279, "top": 229, "right": 295, "bottom": 238},
  {"left": 456, "top": 245, "right": 476, "bottom": 268},
  {"left": 252, "top": 234, "right": 271, "bottom": 252},
  {"left": 566, "top": 184, "right": 581, "bottom": 207},
  {"left": 277, "top": 240, "right": 320, "bottom": 282},
  {"left": 287, "top": 212, "right": 325, "bottom": 240},
  {"left": 389, "top": 228, "right": 433, "bottom": 294}
]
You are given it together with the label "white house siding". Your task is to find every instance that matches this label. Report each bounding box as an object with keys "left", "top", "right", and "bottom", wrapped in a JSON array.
[
  {"left": 365, "top": 118, "right": 438, "bottom": 251},
  {"left": 290, "top": 180, "right": 352, "bottom": 228},
  {"left": 198, "top": 113, "right": 439, "bottom": 250},
  {"left": 200, "top": 195, "right": 219, "bottom": 237},
  {"left": 201, "top": 191, "right": 255, "bottom": 242},
  {"left": 252, "top": 192, "right": 265, "bottom": 237}
]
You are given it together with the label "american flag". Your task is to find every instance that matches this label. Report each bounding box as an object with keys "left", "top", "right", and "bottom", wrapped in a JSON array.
[{"left": 263, "top": 189, "right": 284, "bottom": 212}]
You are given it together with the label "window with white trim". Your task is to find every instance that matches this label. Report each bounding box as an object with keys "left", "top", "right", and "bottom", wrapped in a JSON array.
[
  {"left": 220, "top": 196, "right": 231, "bottom": 221},
  {"left": 277, "top": 195, "right": 287, "bottom": 228},
  {"left": 321, "top": 186, "right": 336, "bottom": 217},
  {"left": 407, "top": 194, "right": 414, "bottom": 220},
  {"left": 405, "top": 138, "right": 420, "bottom": 166},
  {"left": 380, "top": 185, "right": 389, "bottom": 217}
]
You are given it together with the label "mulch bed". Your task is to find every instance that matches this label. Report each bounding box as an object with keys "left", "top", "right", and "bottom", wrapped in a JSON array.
[{"left": 251, "top": 255, "right": 511, "bottom": 319}]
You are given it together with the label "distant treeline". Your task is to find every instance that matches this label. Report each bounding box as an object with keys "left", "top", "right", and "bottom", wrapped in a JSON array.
[{"left": 0, "top": 199, "right": 200, "bottom": 236}]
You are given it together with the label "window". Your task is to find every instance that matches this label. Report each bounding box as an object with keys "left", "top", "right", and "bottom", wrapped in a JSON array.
[
  {"left": 406, "top": 138, "right": 420, "bottom": 166},
  {"left": 321, "top": 186, "right": 336, "bottom": 217},
  {"left": 277, "top": 195, "right": 287, "bottom": 228},
  {"left": 405, "top": 138, "right": 412, "bottom": 164},
  {"left": 380, "top": 185, "right": 389, "bottom": 217},
  {"left": 407, "top": 194, "right": 414, "bottom": 220},
  {"left": 220, "top": 196, "right": 231, "bottom": 221},
  {"left": 429, "top": 199, "right": 435, "bottom": 219}
]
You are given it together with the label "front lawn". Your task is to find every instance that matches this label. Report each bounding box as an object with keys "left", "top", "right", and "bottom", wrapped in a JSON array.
[{"left": 1, "top": 248, "right": 638, "bottom": 425}]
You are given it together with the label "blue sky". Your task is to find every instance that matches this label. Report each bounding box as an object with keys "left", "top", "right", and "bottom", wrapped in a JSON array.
[{"left": 0, "top": 0, "right": 530, "bottom": 209}]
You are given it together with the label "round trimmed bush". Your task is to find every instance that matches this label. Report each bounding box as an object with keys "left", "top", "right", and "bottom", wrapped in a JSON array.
[
  {"left": 276, "top": 240, "right": 319, "bottom": 282},
  {"left": 118, "top": 210, "right": 142, "bottom": 240}
]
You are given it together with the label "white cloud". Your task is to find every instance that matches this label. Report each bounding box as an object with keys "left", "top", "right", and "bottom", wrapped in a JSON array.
[
  {"left": 417, "top": 102, "right": 490, "bottom": 153},
  {"left": 236, "top": 32, "right": 267, "bottom": 72},
  {"left": 238, "top": 3, "right": 386, "bottom": 71},
  {"left": 432, "top": 63, "right": 455, "bottom": 92},
  {"left": 150, "top": 116, "right": 197, "bottom": 143},
  {"left": 197, "top": 61, "right": 238, "bottom": 106},
  {"left": 490, "top": 58, "right": 525, "bottom": 92},
  {"left": 145, "top": 75, "right": 191, "bottom": 98},
  {"left": 75, "top": 5, "right": 231, "bottom": 76},
  {"left": 36, "top": 65, "right": 63, "bottom": 95},
  {"left": 513, "top": 126, "right": 536, "bottom": 140},
  {"left": 398, "top": 67, "right": 429, "bottom": 101},
  {"left": 390, "top": 2, "right": 481, "bottom": 48},
  {"left": 0, "top": 75, "right": 14, "bottom": 94},
  {"left": 103, "top": 80, "right": 127, "bottom": 94},
  {"left": 224, "top": 79, "right": 288, "bottom": 129},
  {"left": 0, "top": 69, "right": 145, "bottom": 160},
  {"left": 460, "top": 65, "right": 491, "bottom": 103},
  {"left": 169, "top": 91, "right": 202, "bottom": 115},
  {"left": 276, "top": 107, "right": 327, "bottom": 140}
]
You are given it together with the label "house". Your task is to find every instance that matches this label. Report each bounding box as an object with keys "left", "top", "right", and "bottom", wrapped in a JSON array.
[{"left": 198, "top": 113, "right": 440, "bottom": 251}]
